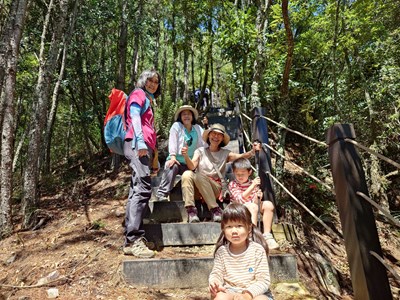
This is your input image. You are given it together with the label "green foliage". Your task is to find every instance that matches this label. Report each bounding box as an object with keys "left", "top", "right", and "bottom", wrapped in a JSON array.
[
  {"left": 217, "top": 3, "right": 258, "bottom": 62},
  {"left": 90, "top": 219, "right": 106, "bottom": 230},
  {"left": 154, "top": 96, "right": 181, "bottom": 140},
  {"left": 7, "top": 0, "right": 400, "bottom": 224}
]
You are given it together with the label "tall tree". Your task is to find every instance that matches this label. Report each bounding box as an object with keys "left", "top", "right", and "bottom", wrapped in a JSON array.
[
  {"left": 0, "top": 0, "right": 29, "bottom": 237},
  {"left": 275, "top": 0, "right": 294, "bottom": 194},
  {"left": 43, "top": 0, "right": 79, "bottom": 173},
  {"left": 22, "top": 0, "right": 69, "bottom": 228}
]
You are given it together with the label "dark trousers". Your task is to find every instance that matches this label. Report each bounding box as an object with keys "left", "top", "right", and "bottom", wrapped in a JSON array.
[
  {"left": 157, "top": 163, "right": 189, "bottom": 197},
  {"left": 123, "top": 141, "right": 153, "bottom": 246}
]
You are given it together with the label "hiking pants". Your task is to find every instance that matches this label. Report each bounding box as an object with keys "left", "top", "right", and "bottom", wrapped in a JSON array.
[
  {"left": 123, "top": 141, "right": 153, "bottom": 246},
  {"left": 181, "top": 170, "right": 221, "bottom": 210},
  {"left": 157, "top": 163, "right": 189, "bottom": 197}
]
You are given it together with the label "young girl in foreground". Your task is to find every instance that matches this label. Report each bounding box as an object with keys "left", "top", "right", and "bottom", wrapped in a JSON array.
[{"left": 209, "top": 203, "right": 273, "bottom": 300}]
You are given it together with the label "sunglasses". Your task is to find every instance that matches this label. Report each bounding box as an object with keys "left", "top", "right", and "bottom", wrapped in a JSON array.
[{"left": 185, "top": 135, "right": 193, "bottom": 147}]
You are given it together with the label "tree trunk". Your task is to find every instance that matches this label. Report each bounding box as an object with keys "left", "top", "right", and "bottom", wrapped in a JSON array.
[
  {"left": 191, "top": 42, "right": 195, "bottom": 101},
  {"left": 0, "top": 0, "right": 29, "bottom": 238},
  {"left": 275, "top": 0, "right": 294, "bottom": 198},
  {"left": 112, "top": 0, "right": 129, "bottom": 172},
  {"left": 43, "top": 0, "right": 78, "bottom": 173},
  {"left": 250, "top": 0, "right": 270, "bottom": 108},
  {"left": 117, "top": 0, "right": 128, "bottom": 91},
  {"left": 199, "top": 16, "right": 213, "bottom": 110},
  {"left": 171, "top": 9, "right": 177, "bottom": 102},
  {"left": 129, "top": 0, "right": 143, "bottom": 91},
  {"left": 22, "top": 0, "right": 68, "bottom": 228},
  {"left": 331, "top": 0, "right": 342, "bottom": 117},
  {"left": 183, "top": 47, "right": 189, "bottom": 103}
]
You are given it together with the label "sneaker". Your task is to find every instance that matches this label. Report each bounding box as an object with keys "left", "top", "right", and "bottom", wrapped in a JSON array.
[
  {"left": 263, "top": 233, "right": 280, "bottom": 250},
  {"left": 156, "top": 195, "right": 169, "bottom": 202},
  {"left": 186, "top": 206, "right": 200, "bottom": 223},
  {"left": 123, "top": 237, "right": 155, "bottom": 258},
  {"left": 211, "top": 207, "right": 223, "bottom": 223}
]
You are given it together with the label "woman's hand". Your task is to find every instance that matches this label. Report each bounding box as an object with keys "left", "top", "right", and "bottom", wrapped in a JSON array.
[
  {"left": 181, "top": 144, "right": 189, "bottom": 157},
  {"left": 166, "top": 157, "right": 180, "bottom": 168}
]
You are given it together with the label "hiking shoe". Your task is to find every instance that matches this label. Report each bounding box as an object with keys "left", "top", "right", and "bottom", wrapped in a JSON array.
[
  {"left": 186, "top": 206, "right": 200, "bottom": 223},
  {"left": 211, "top": 207, "right": 223, "bottom": 223},
  {"left": 123, "top": 237, "right": 155, "bottom": 258},
  {"left": 263, "top": 233, "right": 280, "bottom": 250}
]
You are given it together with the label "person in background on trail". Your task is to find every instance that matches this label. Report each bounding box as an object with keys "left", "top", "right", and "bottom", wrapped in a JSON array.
[
  {"left": 228, "top": 157, "right": 279, "bottom": 250},
  {"left": 209, "top": 203, "right": 273, "bottom": 300},
  {"left": 181, "top": 123, "right": 259, "bottom": 223},
  {"left": 156, "top": 105, "right": 207, "bottom": 201},
  {"left": 202, "top": 115, "right": 209, "bottom": 130},
  {"left": 122, "top": 68, "right": 161, "bottom": 258}
]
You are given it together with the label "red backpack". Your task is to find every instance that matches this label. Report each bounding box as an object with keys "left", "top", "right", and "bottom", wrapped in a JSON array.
[{"left": 103, "top": 88, "right": 128, "bottom": 155}]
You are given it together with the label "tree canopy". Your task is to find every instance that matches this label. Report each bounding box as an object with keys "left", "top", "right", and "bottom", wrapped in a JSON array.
[{"left": 0, "top": 0, "right": 399, "bottom": 234}]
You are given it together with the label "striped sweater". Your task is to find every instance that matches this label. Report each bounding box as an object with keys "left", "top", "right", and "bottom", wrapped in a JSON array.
[
  {"left": 209, "top": 241, "right": 270, "bottom": 297},
  {"left": 228, "top": 179, "right": 259, "bottom": 204}
]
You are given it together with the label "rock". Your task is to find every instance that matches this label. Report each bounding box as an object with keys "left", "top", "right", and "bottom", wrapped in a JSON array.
[
  {"left": 37, "top": 277, "right": 49, "bottom": 285},
  {"left": 311, "top": 253, "right": 341, "bottom": 296},
  {"left": 47, "top": 270, "right": 60, "bottom": 281},
  {"left": 47, "top": 288, "right": 59, "bottom": 298},
  {"left": 5, "top": 253, "right": 17, "bottom": 265}
]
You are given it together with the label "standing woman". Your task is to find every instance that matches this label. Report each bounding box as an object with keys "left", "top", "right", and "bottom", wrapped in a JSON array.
[
  {"left": 123, "top": 69, "right": 161, "bottom": 258},
  {"left": 156, "top": 105, "right": 207, "bottom": 201}
]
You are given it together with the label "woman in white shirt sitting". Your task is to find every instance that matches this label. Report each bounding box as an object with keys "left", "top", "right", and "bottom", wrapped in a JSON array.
[{"left": 156, "top": 105, "right": 206, "bottom": 201}]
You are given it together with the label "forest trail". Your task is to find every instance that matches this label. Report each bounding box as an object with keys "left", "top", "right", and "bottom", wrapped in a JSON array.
[{"left": 0, "top": 153, "right": 398, "bottom": 299}]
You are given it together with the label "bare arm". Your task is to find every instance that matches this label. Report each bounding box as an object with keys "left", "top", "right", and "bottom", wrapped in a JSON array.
[{"left": 227, "top": 141, "right": 261, "bottom": 162}]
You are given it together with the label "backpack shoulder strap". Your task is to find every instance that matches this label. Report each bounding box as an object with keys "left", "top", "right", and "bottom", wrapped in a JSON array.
[{"left": 204, "top": 148, "right": 224, "bottom": 181}]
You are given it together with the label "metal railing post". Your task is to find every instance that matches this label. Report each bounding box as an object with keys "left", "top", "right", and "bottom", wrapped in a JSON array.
[{"left": 327, "top": 124, "right": 392, "bottom": 300}]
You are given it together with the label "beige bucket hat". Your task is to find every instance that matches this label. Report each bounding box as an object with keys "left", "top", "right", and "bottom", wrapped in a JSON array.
[
  {"left": 174, "top": 105, "right": 199, "bottom": 121},
  {"left": 202, "top": 123, "right": 230, "bottom": 145}
]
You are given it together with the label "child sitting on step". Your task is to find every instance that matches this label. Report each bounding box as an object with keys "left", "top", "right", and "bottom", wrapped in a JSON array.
[
  {"left": 209, "top": 203, "right": 274, "bottom": 300},
  {"left": 228, "top": 158, "right": 279, "bottom": 250}
]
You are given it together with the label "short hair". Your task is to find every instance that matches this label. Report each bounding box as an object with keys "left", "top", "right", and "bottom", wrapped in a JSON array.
[
  {"left": 232, "top": 158, "right": 252, "bottom": 171},
  {"left": 135, "top": 68, "right": 162, "bottom": 98}
]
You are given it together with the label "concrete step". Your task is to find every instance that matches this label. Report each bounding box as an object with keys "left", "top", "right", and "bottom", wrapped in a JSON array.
[
  {"left": 144, "top": 222, "right": 221, "bottom": 247},
  {"left": 145, "top": 200, "right": 219, "bottom": 223},
  {"left": 123, "top": 253, "right": 298, "bottom": 288}
]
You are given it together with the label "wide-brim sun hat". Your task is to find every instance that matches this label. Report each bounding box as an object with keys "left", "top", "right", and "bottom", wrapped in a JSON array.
[
  {"left": 174, "top": 105, "right": 199, "bottom": 121},
  {"left": 202, "top": 123, "right": 230, "bottom": 145}
]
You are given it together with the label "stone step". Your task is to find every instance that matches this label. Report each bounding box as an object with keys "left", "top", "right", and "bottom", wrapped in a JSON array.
[
  {"left": 144, "top": 222, "right": 221, "bottom": 247},
  {"left": 145, "top": 200, "right": 219, "bottom": 223},
  {"left": 143, "top": 220, "right": 297, "bottom": 248},
  {"left": 123, "top": 253, "right": 298, "bottom": 288}
]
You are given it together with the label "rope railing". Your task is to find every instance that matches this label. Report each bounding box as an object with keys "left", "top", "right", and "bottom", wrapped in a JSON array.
[
  {"left": 370, "top": 251, "right": 400, "bottom": 282},
  {"left": 259, "top": 115, "right": 328, "bottom": 147},
  {"left": 344, "top": 138, "right": 400, "bottom": 170},
  {"left": 241, "top": 111, "right": 339, "bottom": 238},
  {"left": 267, "top": 171, "right": 342, "bottom": 241},
  {"left": 239, "top": 110, "right": 399, "bottom": 294},
  {"left": 263, "top": 143, "right": 335, "bottom": 194},
  {"left": 356, "top": 191, "right": 400, "bottom": 228}
]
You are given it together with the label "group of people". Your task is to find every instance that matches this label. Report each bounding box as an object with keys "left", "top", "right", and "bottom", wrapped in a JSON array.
[{"left": 120, "top": 68, "right": 277, "bottom": 299}]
